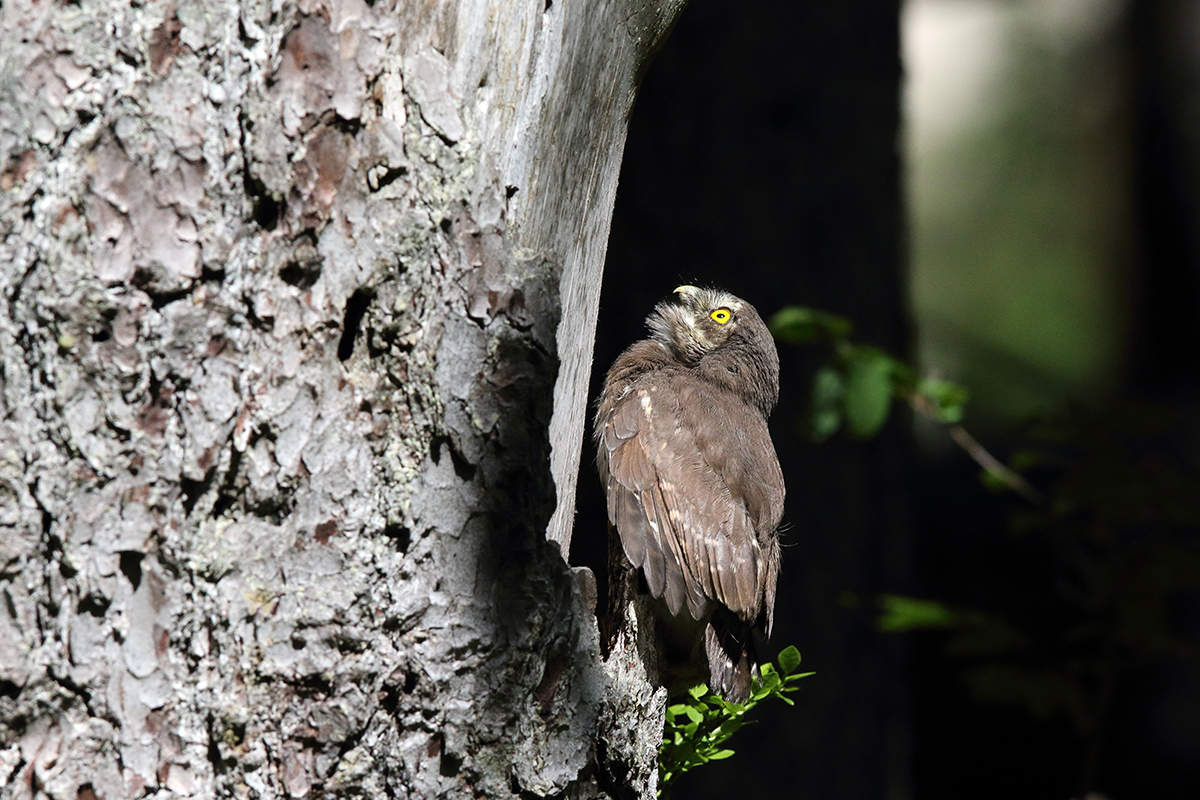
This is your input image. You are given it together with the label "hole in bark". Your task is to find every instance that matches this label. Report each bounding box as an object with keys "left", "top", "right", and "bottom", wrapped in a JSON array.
[
  {"left": 438, "top": 739, "right": 461, "bottom": 777},
  {"left": 291, "top": 634, "right": 307, "bottom": 650},
  {"left": 91, "top": 327, "right": 110, "bottom": 342},
  {"left": 337, "top": 288, "right": 374, "bottom": 361},
  {"left": 211, "top": 492, "right": 235, "bottom": 518},
  {"left": 403, "top": 668, "right": 419, "bottom": 693},
  {"left": 294, "top": 673, "right": 334, "bottom": 697},
  {"left": 241, "top": 291, "right": 274, "bottom": 332},
  {"left": 249, "top": 492, "right": 295, "bottom": 524},
  {"left": 383, "top": 523, "right": 411, "bottom": 553},
  {"left": 279, "top": 262, "right": 320, "bottom": 289},
  {"left": 0, "top": 680, "right": 19, "bottom": 700},
  {"left": 594, "top": 736, "right": 635, "bottom": 800},
  {"left": 369, "top": 165, "right": 408, "bottom": 192},
  {"left": 77, "top": 593, "right": 110, "bottom": 617},
  {"left": 206, "top": 713, "right": 238, "bottom": 774},
  {"left": 75, "top": 784, "right": 96, "bottom": 800},
  {"left": 76, "top": 110, "right": 95, "bottom": 126},
  {"left": 211, "top": 447, "right": 244, "bottom": 519},
  {"left": 239, "top": 111, "right": 283, "bottom": 231},
  {"left": 130, "top": 268, "right": 154, "bottom": 290},
  {"left": 104, "top": 416, "right": 132, "bottom": 444},
  {"left": 544, "top": 0, "right": 552, "bottom": 10},
  {"left": 132, "top": 269, "right": 194, "bottom": 309},
  {"left": 181, "top": 469, "right": 214, "bottom": 515},
  {"left": 119, "top": 551, "right": 144, "bottom": 590},
  {"left": 329, "top": 634, "right": 367, "bottom": 654},
  {"left": 149, "top": 287, "right": 193, "bottom": 310},
  {"left": 207, "top": 734, "right": 223, "bottom": 774},
  {"left": 237, "top": 17, "right": 254, "bottom": 47},
  {"left": 281, "top": 233, "right": 322, "bottom": 289},
  {"left": 506, "top": 185, "right": 518, "bottom": 198},
  {"left": 251, "top": 191, "right": 282, "bottom": 231},
  {"left": 202, "top": 265, "right": 226, "bottom": 284},
  {"left": 380, "top": 685, "right": 399, "bottom": 714},
  {"left": 438, "top": 217, "right": 451, "bottom": 233},
  {"left": 330, "top": 114, "right": 363, "bottom": 137}
]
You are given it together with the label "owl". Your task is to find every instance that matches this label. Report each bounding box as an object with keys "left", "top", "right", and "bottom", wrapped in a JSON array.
[{"left": 595, "top": 285, "right": 784, "bottom": 703}]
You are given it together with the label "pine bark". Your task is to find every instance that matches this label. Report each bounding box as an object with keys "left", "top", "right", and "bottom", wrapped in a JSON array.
[{"left": 0, "top": 0, "right": 682, "bottom": 796}]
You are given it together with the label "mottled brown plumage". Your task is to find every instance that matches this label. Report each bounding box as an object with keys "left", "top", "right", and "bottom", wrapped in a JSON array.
[{"left": 595, "top": 286, "right": 784, "bottom": 703}]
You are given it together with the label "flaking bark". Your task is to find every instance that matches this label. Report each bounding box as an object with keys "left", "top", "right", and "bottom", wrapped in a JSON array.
[{"left": 0, "top": 0, "right": 682, "bottom": 796}]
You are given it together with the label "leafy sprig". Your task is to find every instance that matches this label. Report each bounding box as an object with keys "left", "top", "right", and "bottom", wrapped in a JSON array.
[{"left": 658, "top": 646, "right": 811, "bottom": 795}]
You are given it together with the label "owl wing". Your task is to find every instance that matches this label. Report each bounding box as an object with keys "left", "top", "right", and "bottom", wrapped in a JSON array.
[{"left": 598, "top": 374, "right": 771, "bottom": 624}]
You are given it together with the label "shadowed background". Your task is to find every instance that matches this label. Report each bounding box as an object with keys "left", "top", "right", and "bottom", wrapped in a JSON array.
[{"left": 572, "top": 0, "right": 1200, "bottom": 798}]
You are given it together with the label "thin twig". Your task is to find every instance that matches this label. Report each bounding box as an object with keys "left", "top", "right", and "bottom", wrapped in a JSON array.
[
  {"left": 910, "top": 394, "right": 1046, "bottom": 506},
  {"left": 946, "top": 424, "right": 1046, "bottom": 506}
]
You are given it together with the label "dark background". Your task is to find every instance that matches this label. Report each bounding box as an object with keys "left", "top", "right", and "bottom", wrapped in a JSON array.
[{"left": 570, "top": 0, "right": 1200, "bottom": 798}]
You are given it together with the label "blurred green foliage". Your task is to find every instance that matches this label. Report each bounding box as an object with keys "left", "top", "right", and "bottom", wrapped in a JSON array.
[
  {"left": 775, "top": 305, "right": 1200, "bottom": 791},
  {"left": 876, "top": 403, "right": 1200, "bottom": 789},
  {"left": 769, "top": 305, "right": 969, "bottom": 441},
  {"left": 877, "top": 594, "right": 961, "bottom": 632},
  {"left": 908, "top": 8, "right": 1131, "bottom": 430}
]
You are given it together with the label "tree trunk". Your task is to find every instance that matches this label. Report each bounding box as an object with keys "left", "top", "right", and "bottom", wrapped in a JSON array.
[{"left": 0, "top": 0, "right": 682, "bottom": 796}]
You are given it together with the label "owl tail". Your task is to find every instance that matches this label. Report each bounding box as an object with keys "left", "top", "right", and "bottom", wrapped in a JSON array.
[{"left": 704, "top": 611, "right": 755, "bottom": 704}]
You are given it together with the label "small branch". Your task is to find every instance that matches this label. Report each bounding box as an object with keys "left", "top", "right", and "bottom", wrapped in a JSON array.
[
  {"left": 909, "top": 394, "right": 1045, "bottom": 506},
  {"left": 945, "top": 423, "right": 1046, "bottom": 506}
]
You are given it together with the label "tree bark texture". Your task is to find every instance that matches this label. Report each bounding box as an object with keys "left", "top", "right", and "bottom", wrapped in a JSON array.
[{"left": 0, "top": 0, "right": 682, "bottom": 796}]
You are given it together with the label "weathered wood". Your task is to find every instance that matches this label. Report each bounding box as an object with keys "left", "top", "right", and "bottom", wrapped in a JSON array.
[{"left": 0, "top": 0, "right": 682, "bottom": 795}]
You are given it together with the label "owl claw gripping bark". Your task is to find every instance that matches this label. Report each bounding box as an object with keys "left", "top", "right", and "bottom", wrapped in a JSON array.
[{"left": 595, "top": 286, "right": 785, "bottom": 703}]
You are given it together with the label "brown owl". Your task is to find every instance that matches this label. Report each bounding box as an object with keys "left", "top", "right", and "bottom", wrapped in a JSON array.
[{"left": 595, "top": 285, "right": 784, "bottom": 703}]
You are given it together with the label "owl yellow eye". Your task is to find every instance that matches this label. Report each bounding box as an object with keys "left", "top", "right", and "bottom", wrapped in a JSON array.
[{"left": 710, "top": 307, "right": 732, "bottom": 324}]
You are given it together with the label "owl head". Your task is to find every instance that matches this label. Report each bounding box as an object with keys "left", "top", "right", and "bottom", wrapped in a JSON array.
[{"left": 646, "top": 285, "right": 780, "bottom": 414}]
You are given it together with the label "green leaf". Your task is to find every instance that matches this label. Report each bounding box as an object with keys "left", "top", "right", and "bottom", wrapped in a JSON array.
[
  {"left": 659, "top": 645, "right": 809, "bottom": 794},
  {"left": 810, "top": 366, "right": 845, "bottom": 442},
  {"left": 777, "top": 645, "right": 802, "bottom": 675},
  {"left": 768, "top": 306, "right": 854, "bottom": 344},
  {"left": 716, "top": 721, "right": 744, "bottom": 739},
  {"left": 784, "top": 671, "right": 815, "bottom": 684},
  {"left": 843, "top": 347, "right": 896, "bottom": 438},
  {"left": 877, "top": 594, "right": 959, "bottom": 632},
  {"left": 915, "top": 377, "right": 969, "bottom": 423}
]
